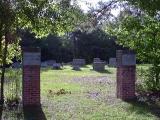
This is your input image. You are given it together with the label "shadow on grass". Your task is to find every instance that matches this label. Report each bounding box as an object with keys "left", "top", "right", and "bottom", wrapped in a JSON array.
[
  {"left": 126, "top": 99, "right": 160, "bottom": 118},
  {"left": 81, "top": 65, "right": 90, "bottom": 68},
  {"left": 23, "top": 105, "right": 47, "bottom": 120},
  {"left": 90, "top": 69, "right": 112, "bottom": 74}
]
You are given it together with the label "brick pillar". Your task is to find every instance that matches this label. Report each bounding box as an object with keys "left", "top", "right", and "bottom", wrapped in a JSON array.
[
  {"left": 22, "top": 48, "right": 41, "bottom": 106},
  {"left": 116, "top": 50, "right": 136, "bottom": 100}
]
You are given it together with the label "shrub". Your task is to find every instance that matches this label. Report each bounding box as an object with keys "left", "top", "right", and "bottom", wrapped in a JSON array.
[{"left": 137, "top": 66, "right": 160, "bottom": 92}]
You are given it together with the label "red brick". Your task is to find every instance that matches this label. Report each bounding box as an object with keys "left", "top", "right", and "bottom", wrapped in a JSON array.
[
  {"left": 116, "top": 50, "right": 136, "bottom": 100},
  {"left": 22, "top": 48, "right": 41, "bottom": 106}
]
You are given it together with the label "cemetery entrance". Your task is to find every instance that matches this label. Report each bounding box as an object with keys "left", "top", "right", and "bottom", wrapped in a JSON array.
[
  {"left": 21, "top": 48, "right": 136, "bottom": 106},
  {"left": 2, "top": 48, "right": 137, "bottom": 108},
  {"left": 0, "top": 48, "right": 138, "bottom": 120}
]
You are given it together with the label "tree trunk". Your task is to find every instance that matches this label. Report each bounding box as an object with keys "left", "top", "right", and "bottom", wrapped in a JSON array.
[
  {"left": 0, "top": 35, "right": 2, "bottom": 104},
  {"left": 155, "top": 66, "right": 160, "bottom": 87},
  {"left": 73, "top": 37, "right": 76, "bottom": 58},
  {"left": 0, "top": 32, "right": 8, "bottom": 104},
  {"left": 0, "top": 23, "right": 3, "bottom": 104}
]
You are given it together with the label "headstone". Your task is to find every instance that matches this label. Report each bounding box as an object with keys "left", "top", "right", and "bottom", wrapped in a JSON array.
[
  {"left": 72, "top": 65, "right": 81, "bottom": 71},
  {"left": 22, "top": 48, "right": 41, "bottom": 106},
  {"left": 72, "top": 59, "right": 86, "bottom": 67},
  {"left": 116, "top": 50, "right": 136, "bottom": 101},
  {"left": 52, "top": 63, "right": 62, "bottom": 70},
  {"left": 41, "top": 62, "right": 48, "bottom": 68},
  {"left": 93, "top": 58, "right": 101, "bottom": 63},
  {"left": 109, "top": 58, "right": 117, "bottom": 67},
  {"left": 45, "top": 60, "right": 56, "bottom": 67},
  {"left": 11, "top": 62, "right": 22, "bottom": 68},
  {"left": 93, "top": 62, "right": 105, "bottom": 71}
]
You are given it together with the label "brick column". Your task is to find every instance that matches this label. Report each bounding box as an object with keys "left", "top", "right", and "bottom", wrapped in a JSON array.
[
  {"left": 116, "top": 50, "right": 136, "bottom": 100},
  {"left": 22, "top": 48, "right": 41, "bottom": 106}
]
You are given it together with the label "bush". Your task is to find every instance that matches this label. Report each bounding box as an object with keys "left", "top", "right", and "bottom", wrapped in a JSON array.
[{"left": 137, "top": 66, "right": 160, "bottom": 92}]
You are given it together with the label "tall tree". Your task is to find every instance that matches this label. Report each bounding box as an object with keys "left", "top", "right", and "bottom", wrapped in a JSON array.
[
  {"left": 121, "top": 0, "right": 160, "bottom": 16},
  {"left": 0, "top": 0, "right": 84, "bottom": 104},
  {"left": 89, "top": 0, "right": 160, "bottom": 91},
  {"left": 105, "top": 2, "right": 160, "bottom": 91}
]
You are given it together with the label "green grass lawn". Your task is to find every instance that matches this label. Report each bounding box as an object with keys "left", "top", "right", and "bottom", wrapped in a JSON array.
[
  {"left": 1, "top": 65, "right": 159, "bottom": 120},
  {"left": 39, "top": 65, "right": 158, "bottom": 120}
]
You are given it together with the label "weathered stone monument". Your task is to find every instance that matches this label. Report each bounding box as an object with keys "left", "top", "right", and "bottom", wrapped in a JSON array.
[
  {"left": 93, "top": 58, "right": 105, "bottom": 71},
  {"left": 72, "top": 59, "right": 86, "bottom": 67},
  {"left": 41, "top": 62, "right": 48, "bottom": 68},
  {"left": 116, "top": 50, "right": 136, "bottom": 100},
  {"left": 109, "top": 58, "right": 117, "bottom": 67},
  {"left": 72, "top": 65, "right": 81, "bottom": 71},
  {"left": 22, "top": 48, "right": 41, "bottom": 106},
  {"left": 52, "top": 63, "right": 62, "bottom": 70},
  {"left": 93, "top": 62, "right": 105, "bottom": 71},
  {"left": 45, "top": 60, "right": 56, "bottom": 67}
]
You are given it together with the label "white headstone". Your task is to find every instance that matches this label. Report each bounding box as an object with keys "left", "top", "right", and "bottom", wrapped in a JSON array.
[{"left": 72, "top": 59, "right": 86, "bottom": 66}]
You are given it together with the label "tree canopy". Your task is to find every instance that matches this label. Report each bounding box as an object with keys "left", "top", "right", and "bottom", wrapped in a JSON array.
[
  {"left": 0, "top": 0, "right": 86, "bottom": 66},
  {"left": 122, "top": 0, "right": 160, "bottom": 16},
  {"left": 99, "top": 0, "right": 160, "bottom": 91},
  {"left": 0, "top": 0, "right": 86, "bottom": 104}
]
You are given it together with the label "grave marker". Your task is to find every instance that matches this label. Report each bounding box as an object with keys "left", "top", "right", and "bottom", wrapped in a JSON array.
[
  {"left": 109, "top": 58, "right": 117, "bottom": 67},
  {"left": 72, "top": 59, "right": 86, "bottom": 67},
  {"left": 93, "top": 62, "right": 105, "bottom": 71}
]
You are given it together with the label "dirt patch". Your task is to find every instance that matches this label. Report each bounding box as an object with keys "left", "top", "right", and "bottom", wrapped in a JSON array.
[
  {"left": 72, "top": 76, "right": 115, "bottom": 85},
  {"left": 47, "top": 89, "right": 71, "bottom": 97},
  {"left": 72, "top": 76, "right": 119, "bottom": 105}
]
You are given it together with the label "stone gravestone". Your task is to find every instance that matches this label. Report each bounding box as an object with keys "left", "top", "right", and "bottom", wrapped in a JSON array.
[
  {"left": 52, "top": 63, "right": 62, "bottom": 70},
  {"left": 109, "top": 58, "right": 117, "bottom": 67},
  {"left": 93, "top": 58, "right": 101, "bottom": 63},
  {"left": 72, "top": 59, "right": 86, "bottom": 67},
  {"left": 116, "top": 50, "right": 136, "bottom": 100},
  {"left": 93, "top": 58, "right": 105, "bottom": 71},
  {"left": 45, "top": 60, "right": 56, "bottom": 67},
  {"left": 93, "top": 62, "right": 105, "bottom": 71},
  {"left": 41, "top": 62, "right": 48, "bottom": 68},
  {"left": 72, "top": 65, "right": 81, "bottom": 71},
  {"left": 22, "top": 48, "right": 41, "bottom": 106}
]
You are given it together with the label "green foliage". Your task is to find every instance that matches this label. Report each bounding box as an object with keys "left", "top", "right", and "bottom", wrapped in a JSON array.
[
  {"left": 122, "top": 0, "right": 160, "bottom": 16},
  {"left": 15, "top": 0, "right": 85, "bottom": 37},
  {"left": 106, "top": 13, "right": 160, "bottom": 63},
  {"left": 137, "top": 66, "right": 160, "bottom": 92},
  {"left": 4, "top": 69, "right": 22, "bottom": 104},
  {"left": 0, "top": 0, "right": 84, "bottom": 104},
  {"left": 0, "top": 38, "right": 21, "bottom": 66},
  {"left": 21, "top": 29, "right": 118, "bottom": 63},
  {"left": 71, "top": 29, "right": 118, "bottom": 62},
  {"left": 0, "top": 0, "right": 85, "bottom": 66},
  {"left": 106, "top": 7, "right": 160, "bottom": 91}
]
